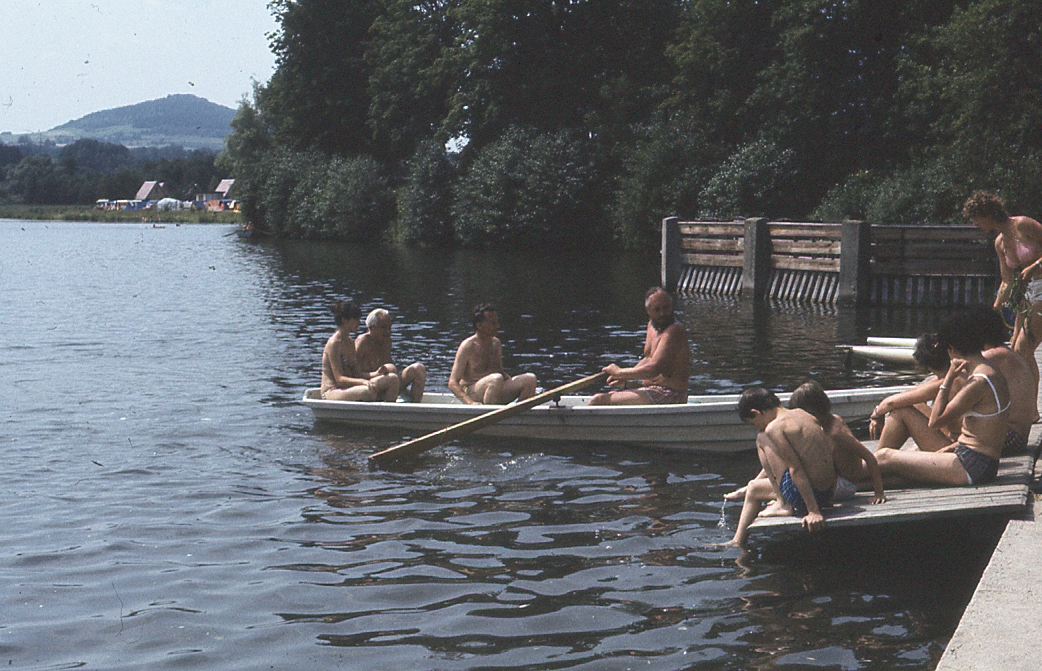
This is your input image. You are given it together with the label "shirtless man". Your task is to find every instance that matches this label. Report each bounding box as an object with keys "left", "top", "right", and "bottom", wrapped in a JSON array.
[
  {"left": 969, "top": 305, "right": 1037, "bottom": 455},
  {"left": 726, "top": 387, "right": 837, "bottom": 548},
  {"left": 355, "top": 308, "right": 427, "bottom": 403},
  {"left": 588, "top": 287, "right": 689, "bottom": 405},
  {"left": 448, "top": 304, "right": 538, "bottom": 405},
  {"left": 320, "top": 300, "right": 400, "bottom": 402}
]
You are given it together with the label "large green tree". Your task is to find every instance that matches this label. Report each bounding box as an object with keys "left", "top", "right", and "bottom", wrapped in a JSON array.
[{"left": 265, "top": 0, "right": 381, "bottom": 156}]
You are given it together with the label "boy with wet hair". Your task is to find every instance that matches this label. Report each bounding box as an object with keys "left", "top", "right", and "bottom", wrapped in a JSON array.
[{"left": 726, "top": 387, "right": 837, "bottom": 548}]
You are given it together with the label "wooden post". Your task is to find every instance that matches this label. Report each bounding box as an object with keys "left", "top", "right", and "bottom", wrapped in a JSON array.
[
  {"left": 742, "top": 217, "right": 771, "bottom": 300},
  {"left": 661, "top": 216, "right": 681, "bottom": 291},
  {"left": 839, "top": 220, "right": 870, "bottom": 305}
]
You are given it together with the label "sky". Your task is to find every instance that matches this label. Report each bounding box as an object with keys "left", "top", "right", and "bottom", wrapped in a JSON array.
[{"left": 0, "top": 0, "right": 279, "bottom": 135}]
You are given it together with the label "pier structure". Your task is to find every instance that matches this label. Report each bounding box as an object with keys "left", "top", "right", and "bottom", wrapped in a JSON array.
[
  {"left": 933, "top": 347, "right": 1042, "bottom": 671},
  {"left": 745, "top": 355, "right": 1042, "bottom": 669},
  {"left": 661, "top": 217, "right": 997, "bottom": 305}
]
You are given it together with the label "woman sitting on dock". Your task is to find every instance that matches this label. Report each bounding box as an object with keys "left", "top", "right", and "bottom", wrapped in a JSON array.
[
  {"left": 874, "top": 315, "right": 1011, "bottom": 486},
  {"left": 869, "top": 333, "right": 964, "bottom": 451}
]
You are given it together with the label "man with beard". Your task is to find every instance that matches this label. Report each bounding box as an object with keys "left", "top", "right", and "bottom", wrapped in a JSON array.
[{"left": 588, "top": 287, "right": 690, "bottom": 405}]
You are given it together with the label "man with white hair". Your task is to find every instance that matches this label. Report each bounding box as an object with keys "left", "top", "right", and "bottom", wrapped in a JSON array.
[{"left": 355, "top": 308, "right": 427, "bottom": 402}]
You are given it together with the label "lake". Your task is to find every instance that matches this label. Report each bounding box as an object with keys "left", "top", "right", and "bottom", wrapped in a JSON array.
[{"left": 0, "top": 221, "right": 1002, "bottom": 670}]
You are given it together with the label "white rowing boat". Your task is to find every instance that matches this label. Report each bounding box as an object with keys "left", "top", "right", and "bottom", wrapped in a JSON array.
[
  {"left": 866, "top": 337, "right": 918, "bottom": 348},
  {"left": 849, "top": 345, "right": 916, "bottom": 366},
  {"left": 301, "top": 385, "right": 914, "bottom": 453}
]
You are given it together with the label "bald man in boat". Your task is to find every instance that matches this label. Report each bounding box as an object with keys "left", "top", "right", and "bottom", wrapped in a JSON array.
[
  {"left": 588, "top": 287, "right": 690, "bottom": 405},
  {"left": 448, "top": 304, "right": 538, "bottom": 405},
  {"left": 356, "top": 308, "right": 427, "bottom": 402}
]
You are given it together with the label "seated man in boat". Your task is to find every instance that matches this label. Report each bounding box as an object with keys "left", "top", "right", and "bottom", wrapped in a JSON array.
[
  {"left": 969, "top": 305, "right": 1037, "bottom": 456},
  {"left": 320, "top": 300, "right": 401, "bottom": 402},
  {"left": 448, "top": 304, "right": 538, "bottom": 405},
  {"left": 874, "top": 313, "right": 1010, "bottom": 486},
  {"left": 355, "top": 308, "right": 427, "bottom": 403},
  {"left": 587, "top": 287, "right": 689, "bottom": 405},
  {"left": 725, "top": 387, "right": 836, "bottom": 548}
]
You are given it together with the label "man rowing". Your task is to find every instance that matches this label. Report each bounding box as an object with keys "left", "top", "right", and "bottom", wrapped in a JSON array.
[
  {"left": 588, "top": 287, "right": 689, "bottom": 405},
  {"left": 448, "top": 304, "right": 538, "bottom": 405}
]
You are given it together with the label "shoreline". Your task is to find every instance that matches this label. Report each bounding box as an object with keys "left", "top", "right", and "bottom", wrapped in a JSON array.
[{"left": 0, "top": 204, "right": 243, "bottom": 224}]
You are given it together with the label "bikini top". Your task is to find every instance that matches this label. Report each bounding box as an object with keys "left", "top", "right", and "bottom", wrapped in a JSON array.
[
  {"left": 1003, "top": 234, "right": 1042, "bottom": 269},
  {"left": 962, "top": 373, "right": 1010, "bottom": 418}
]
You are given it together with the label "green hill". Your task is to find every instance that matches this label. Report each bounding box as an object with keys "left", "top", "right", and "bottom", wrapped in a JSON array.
[{"left": 41, "top": 94, "right": 236, "bottom": 150}]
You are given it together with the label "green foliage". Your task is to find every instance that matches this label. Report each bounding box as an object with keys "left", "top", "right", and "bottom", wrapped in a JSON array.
[
  {"left": 698, "top": 136, "right": 797, "bottom": 220},
  {"left": 250, "top": 148, "right": 392, "bottom": 240},
  {"left": 224, "top": 0, "right": 1042, "bottom": 244},
  {"left": 609, "top": 113, "right": 720, "bottom": 248},
  {"left": 366, "top": 0, "right": 461, "bottom": 168},
  {"left": 393, "top": 140, "right": 457, "bottom": 245},
  {"left": 265, "top": 0, "right": 380, "bottom": 155},
  {"left": 452, "top": 126, "right": 602, "bottom": 247}
]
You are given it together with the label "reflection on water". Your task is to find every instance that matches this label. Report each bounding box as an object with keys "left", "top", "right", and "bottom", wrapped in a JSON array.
[{"left": 0, "top": 221, "right": 989, "bottom": 670}]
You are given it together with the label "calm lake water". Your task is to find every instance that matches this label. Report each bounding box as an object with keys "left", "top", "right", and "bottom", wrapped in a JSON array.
[{"left": 0, "top": 221, "right": 1004, "bottom": 670}]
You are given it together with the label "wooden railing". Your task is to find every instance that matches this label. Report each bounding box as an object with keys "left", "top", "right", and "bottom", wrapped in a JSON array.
[{"left": 662, "top": 218, "right": 998, "bottom": 305}]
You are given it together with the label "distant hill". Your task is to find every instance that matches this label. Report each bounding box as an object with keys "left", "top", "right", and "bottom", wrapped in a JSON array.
[{"left": 38, "top": 95, "right": 236, "bottom": 150}]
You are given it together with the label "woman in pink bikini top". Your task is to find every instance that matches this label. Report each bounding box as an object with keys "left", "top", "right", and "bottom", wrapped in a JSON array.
[{"left": 964, "top": 190, "right": 1042, "bottom": 395}]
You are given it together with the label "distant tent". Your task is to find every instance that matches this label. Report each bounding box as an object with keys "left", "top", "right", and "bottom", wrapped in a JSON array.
[
  {"left": 156, "top": 198, "right": 181, "bottom": 211},
  {"left": 215, "top": 179, "right": 235, "bottom": 198},
  {"left": 136, "top": 181, "right": 167, "bottom": 201}
]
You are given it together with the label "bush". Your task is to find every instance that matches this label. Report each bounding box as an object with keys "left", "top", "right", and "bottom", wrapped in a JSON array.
[
  {"left": 254, "top": 149, "right": 392, "bottom": 240},
  {"left": 698, "top": 136, "right": 797, "bottom": 220},
  {"left": 452, "top": 127, "right": 603, "bottom": 247},
  {"left": 609, "top": 114, "right": 719, "bottom": 248},
  {"left": 394, "top": 140, "right": 456, "bottom": 245}
]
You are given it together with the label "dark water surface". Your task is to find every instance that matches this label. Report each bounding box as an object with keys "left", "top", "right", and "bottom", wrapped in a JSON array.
[{"left": 0, "top": 221, "right": 1003, "bottom": 670}]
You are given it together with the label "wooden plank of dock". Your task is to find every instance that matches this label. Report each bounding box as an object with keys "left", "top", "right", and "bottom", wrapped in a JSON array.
[{"left": 748, "top": 453, "right": 1033, "bottom": 533}]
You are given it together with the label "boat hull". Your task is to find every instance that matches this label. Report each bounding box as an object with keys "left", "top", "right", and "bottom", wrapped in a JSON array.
[
  {"left": 850, "top": 345, "right": 916, "bottom": 366},
  {"left": 301, "top": 385, "right": 913, "bottom": 453}
]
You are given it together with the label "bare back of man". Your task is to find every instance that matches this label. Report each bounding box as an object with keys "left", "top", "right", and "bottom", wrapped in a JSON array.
[{"left": 984, "top": 346, "right": 1035, "bottom": 447}]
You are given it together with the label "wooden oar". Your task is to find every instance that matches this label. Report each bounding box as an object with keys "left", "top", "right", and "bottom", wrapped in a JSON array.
[{"left": 368, "top": 371, "right": 609, "bottom": 467}]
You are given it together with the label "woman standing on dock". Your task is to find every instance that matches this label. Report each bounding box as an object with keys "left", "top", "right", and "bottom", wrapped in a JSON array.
[
  {"left": 964, "top": 191, "right": 1042, "bottom": 392},
  {"left": 874, "top": 315, "right": 1010, "bottom": 486}
]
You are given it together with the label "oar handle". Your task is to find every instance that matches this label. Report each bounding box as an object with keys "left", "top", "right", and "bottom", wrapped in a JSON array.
[{"left": 369, "top": 371, "right": 609, "bottom": 467}]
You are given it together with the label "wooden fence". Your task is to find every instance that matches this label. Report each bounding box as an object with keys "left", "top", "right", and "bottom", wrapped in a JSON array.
[{"left": 662, "top": 217, "right": 998, "bottom": 305}]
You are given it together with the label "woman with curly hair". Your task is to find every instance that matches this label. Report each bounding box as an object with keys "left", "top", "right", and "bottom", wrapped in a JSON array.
[{"left": 964, "top": 191, "right": 1042, "bottom": 391}]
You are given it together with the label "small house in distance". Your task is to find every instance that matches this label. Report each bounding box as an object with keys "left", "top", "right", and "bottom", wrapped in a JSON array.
[{"left": 136, "top": 181, "right": 167, "bottom": 201}]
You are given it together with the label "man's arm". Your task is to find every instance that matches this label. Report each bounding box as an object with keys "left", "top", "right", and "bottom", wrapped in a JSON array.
[
  {"left": 765, "top": 424, "right": 826, "bottom": 531},
  {"left": 604, "top": 325, "right": 683, "bottom": 382},
  {"left": 448, "top": 340, "right": 477, "bottom": 404}
]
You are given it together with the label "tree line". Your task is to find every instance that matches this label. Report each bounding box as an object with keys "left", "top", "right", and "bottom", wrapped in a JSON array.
[
  {"left": 219, "top": 0, "right": 1042, "bottom": 248},
  {"left": 0, "top": 138, "right": 222, "bottom": 205}
]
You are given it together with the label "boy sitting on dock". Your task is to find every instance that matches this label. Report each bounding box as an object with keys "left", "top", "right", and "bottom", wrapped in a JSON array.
[{"left": 724, "top": 387, "right": 837, "bottom": 548}]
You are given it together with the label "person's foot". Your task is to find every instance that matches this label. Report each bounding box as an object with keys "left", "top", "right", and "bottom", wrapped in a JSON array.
[
  {"left": 723, "top": 487, "right": 746, "bottom": 501},
  {"left": 758, "top": 501, "right": 795, "bottom": 518}
]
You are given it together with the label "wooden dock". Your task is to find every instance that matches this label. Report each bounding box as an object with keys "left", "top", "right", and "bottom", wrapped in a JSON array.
[{"left": 748, "top": 452, "right": 1034, "bottom": 535}]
